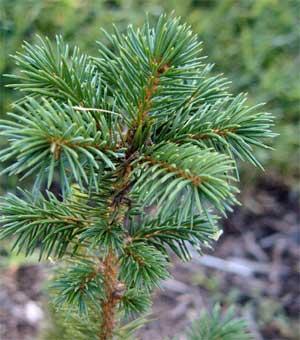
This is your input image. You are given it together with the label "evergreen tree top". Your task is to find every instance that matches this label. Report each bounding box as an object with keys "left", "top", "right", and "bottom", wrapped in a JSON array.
[{"left": 0, "top": 14, "right": 273, "bottom": 339}]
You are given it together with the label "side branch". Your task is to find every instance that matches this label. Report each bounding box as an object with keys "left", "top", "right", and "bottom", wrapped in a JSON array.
[
  {"left": 144, "top": 155, "right": 202, "bottom": 186},
  {"left": 188, "top": 127, "right": 237, "bottom": 140}
]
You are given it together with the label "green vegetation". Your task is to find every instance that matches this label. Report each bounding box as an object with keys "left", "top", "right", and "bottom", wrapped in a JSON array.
[
  {"left": 1, "top": 0, "right": 298, "bottom": 184},
  {"left": 0, "top": 1, "right": 298, "bottom": 338},
  {"left": 0, "top": 14, "right": 273, "bottom": 339},
  {"left": 185, "top": 305, "right": 252, "bottom": 340}
]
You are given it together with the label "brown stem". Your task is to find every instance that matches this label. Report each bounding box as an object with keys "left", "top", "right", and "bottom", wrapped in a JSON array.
[
  {"left": 99, "top": 250, "right": 124, "bottom": 340},
  {"left": 143, "top": 155, "right": 202, "bottom": 186},
  {"left": 125, "top": 60, "right": 169, "bottom": 148},
  {"left": 98, "top": 61, "right": 170, "bottom": 339}
]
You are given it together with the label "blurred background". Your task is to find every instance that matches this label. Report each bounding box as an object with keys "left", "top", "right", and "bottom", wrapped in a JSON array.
[{"left": 0, "top": 1, "right": 299, "bottom": 339}]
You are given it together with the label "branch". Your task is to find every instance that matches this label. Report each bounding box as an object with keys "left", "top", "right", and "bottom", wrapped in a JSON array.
[
  {"left": 119, "top": 243, "right": 169, "bottom": 291},
  {"left": 0, "top": 191, "right": 90, "bottom": 258},
  {"left": 6, "top": 35, "right": 103, "bottom": 107},
  {"left": 132, "top": 142, "right": 238, "bottom": 218},
  {"left": 156, "top": 94, "right": 275, "bottom": 168},
  {"left": 0, "top": 98, "right": 116, "bottom": 192},
  {"left": 131, "top": 214, "right": 220, "bottom": 260},
  {"left": 51, "top": 258, "right": 103, "bottom": 315}
]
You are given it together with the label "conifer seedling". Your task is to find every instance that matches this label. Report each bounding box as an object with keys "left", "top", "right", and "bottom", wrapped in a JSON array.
[{"left": 0, "top": 15, "right": 274, "bottom": 339}]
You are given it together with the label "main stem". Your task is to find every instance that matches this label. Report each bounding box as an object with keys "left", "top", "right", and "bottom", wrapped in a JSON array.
[
  {"left": 100, "top": 250, "right": 120, "bottom": 340},
  {"left": 99, "top": 61, "right": 166, "bottom": 339}
]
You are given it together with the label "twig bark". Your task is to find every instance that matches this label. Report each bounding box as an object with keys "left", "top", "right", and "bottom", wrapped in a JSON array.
[{"left": 100, "top": 250, "right": 123, "bottom": 340}]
